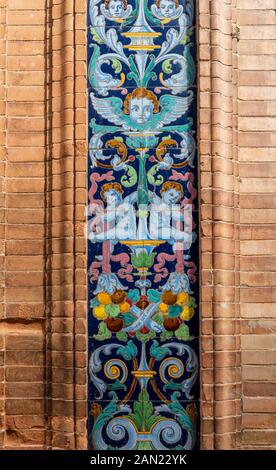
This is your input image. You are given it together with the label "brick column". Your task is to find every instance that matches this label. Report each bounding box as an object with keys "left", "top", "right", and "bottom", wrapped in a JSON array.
[
  {"left": 0, "top": 0, "right": 87, "bottom": 449},
  {"left": 199, "top": 0, "right": 242, "bottom": 449},
  {"left": 45, "top": 0, "right": 87, "bottom": 449},
  {"left": 2, "top": 0, "right": 47, "bottom": 449},
  {"left": 0, "top": 0, "right": 6, "bottom": 448},
  {"left": 237, "top": 0, "right": 276, "bottom": 449}
]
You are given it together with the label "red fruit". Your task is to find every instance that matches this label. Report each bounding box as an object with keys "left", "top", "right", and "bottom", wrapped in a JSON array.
[
  {"left": 162, "top": 290, "right": 177, "bottom": 305},
  {"left": 140, "top": 326, "right": 150, "bottom": 334},
  {"left": 136, "top": 299, "right": 149, "bottom": 309},
  {"left": 128, "top": 331, "right": 136, "bottom": 337},
  {"left": 106, "top": 318, "right": 124, "bottom": 332},
  {"left": 126, "top": 298, "right": 133, "bottom": 306},
  {"left": 111, "top": 290, "right": 126, "bottom": 304},
  {"left": 163, "top": 317, "right": 181, "bottom": 332}
]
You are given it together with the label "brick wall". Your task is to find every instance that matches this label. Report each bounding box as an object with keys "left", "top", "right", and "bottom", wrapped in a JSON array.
[
  {"left": 237, "top": 0, "right": 276, "bottom": 450},
  {"left": 0, "top": 0, "right": 275, "bottom": 450},
  {"left": 199, "top": 0, "right": 241, "bottom": 449},
  {"left": 1, "top": 0, "right": 47, "bottom": 448},
  {"left": 0, "top": 0, "right": 87, "bottom": 449}
]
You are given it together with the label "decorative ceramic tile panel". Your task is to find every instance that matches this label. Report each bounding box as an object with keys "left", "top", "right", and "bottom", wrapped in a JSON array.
[{"left": 87, "top": 0, "right": 199, "bottom": 450}]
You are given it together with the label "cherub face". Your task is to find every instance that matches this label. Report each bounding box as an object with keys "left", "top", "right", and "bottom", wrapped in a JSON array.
[
  {"left": 129, "top": 97, "right": 154, "bottom": 124},
  {"left": 158, "top": 0, "right": 176, "bottom": 17},
  {"left": 105, "top": 189, "right": 121, "bottom": 205},
  {"left": 108, "top": 0, "right": 124, "bottom": 17},
  {"left": 162, "top": 188, "right": 181, "bottom": 205}
]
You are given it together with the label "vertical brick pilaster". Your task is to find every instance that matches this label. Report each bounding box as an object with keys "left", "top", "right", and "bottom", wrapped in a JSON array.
[
  {"left": 0, "top": 0, "right": 6, "bottom": 447},
  {"left": 45, "top": 0, "right": 87, "bottom": 450},
  {"left": 237, "top": 0, "right": 276, "bottom": 450},
  {"left": 198, "top": 0, "right": 213, "bottom": 448},
  {"left": 2, "top": 0, "right": 47, "bottom": 449},
  {"left": 199, "top": 0, "right": 241, "bottom": 449}
]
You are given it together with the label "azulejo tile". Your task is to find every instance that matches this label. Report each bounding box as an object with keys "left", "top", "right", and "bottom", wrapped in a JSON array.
[
  {"left": 88, "top": 336, "right": 199, "bottom": 402},
  {"left": 87, "top": 40, "right": 196, "bottom": 93},
  {"left": 88, "top": 0, "right": 196, "bottom": 32},
  {"left": 88, "top": 263, "right": 200, "bottom": 335},
  {"left": 87, "top": 0, "right": 197, "bottom": 92},
  {"left": 88, "top": 398, "right": 199, "bottom": 450},
  {"left": 87, "top": 0, "right": 199, "bottom": 450},
  {"left": 88, "top": 86, "right": 196, "bottom": 122}
]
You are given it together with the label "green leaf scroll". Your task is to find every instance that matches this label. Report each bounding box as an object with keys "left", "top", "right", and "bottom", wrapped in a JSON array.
[
  {"left": 128, "top": 390, "right": 161, "bottom": 432},
  {"left": 93, "top": 322, "right": 111, "bottom": 341}
]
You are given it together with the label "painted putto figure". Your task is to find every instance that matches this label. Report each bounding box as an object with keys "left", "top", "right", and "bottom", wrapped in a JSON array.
[
  {"left": 123, "top": 87, "right": 159, "bottom": 125},
  {"left": 155, "top": 0, "right": 179, "bottom": 18},
  {"left": 151, "top": 0, "right": 183, "bottom": 21},
  {"left": 149, "top": 182, "right": 193, "bottom": 250},
  {"left": 105, "top": 0, "right": 126, "bottom": 17},
  {"left": 89, "top": 183, "right": 137, "bottom": 244},
  {"left": 90, "top": 87, "right": 193, "bottom": 131},
  {"left": 100, "top": 0, "right": 132, "bottom": 21}
]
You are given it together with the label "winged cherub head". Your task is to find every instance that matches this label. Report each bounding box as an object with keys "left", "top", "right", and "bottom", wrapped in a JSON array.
[
  {"left": 123, "top": 87, "right": 159, "bottom": 125},
  {"left": 104, "top": 0, "right": 127, "bottom": 17},
  {"left": 160, "top": 181, "right": 183, "bottom": 205},
  {"left": 100, "top": 183, "right": 124, "bottom": 205},
  {"left": 155, "top": 0, "right": 179, "bottom": 17}
]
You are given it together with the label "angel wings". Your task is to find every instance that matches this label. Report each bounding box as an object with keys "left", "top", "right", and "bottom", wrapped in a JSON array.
[{"left": 90, "top": 90, "right": 193, "bottom": 132}]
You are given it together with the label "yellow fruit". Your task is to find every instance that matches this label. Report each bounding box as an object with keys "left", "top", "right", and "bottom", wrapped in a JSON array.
[
  {"left": 180, "top": 306, "right": 194, "bottom": 321},
  {"left": 159, "top": 303, "right": 169, "bottom": 315},
  {"left": 120, "top": 302, "right": 130, "bottom": 313},
  {"left": 180, "top": 306, "right": 191, "bottom": 321},
  {"left": 93, "top": 305, "right": 108, "bottom": 320},
  {"left": 177, "top": 291, "right": 189, "bottom": 305},
  {"left": 97, "top": 292, "right": 111, "bottom": 305},
  {"left": 188, "top": 307, "right": 195, "bottom": 319}
]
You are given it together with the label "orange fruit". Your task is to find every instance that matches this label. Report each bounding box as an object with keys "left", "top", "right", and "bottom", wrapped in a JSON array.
[
  {"left": 97, "top": 292, "right": 111, "bottom": 305},
  {"left": 120, "top": 302, "right": 130, "bottom": 313},
  {"left": 159, "top": 303, "right": 169, "bottom": 315}
]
